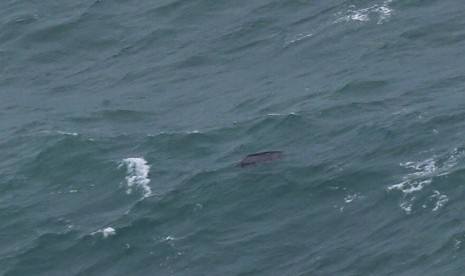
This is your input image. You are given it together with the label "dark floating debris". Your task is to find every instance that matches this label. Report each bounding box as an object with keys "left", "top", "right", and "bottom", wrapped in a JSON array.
[{"left": 236, "top": 151, "right": 283, "bottom": 167}]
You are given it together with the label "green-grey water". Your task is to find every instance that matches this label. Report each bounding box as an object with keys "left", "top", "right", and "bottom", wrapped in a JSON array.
[{"left": 2, "top": 0, "right": 465, "bottom": 275}]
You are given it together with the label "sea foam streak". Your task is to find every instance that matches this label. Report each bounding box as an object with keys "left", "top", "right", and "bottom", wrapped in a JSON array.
[
  {"left": 285, "top": 33, "right": 313, "bottom": 47},
  {"left": 119, "top": 158, "right": 152, "bottom": 198}
]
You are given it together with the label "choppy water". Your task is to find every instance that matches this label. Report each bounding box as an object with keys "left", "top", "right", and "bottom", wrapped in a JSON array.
[{"left": 2, "top": 0, "right": 465, "bottom": 275}]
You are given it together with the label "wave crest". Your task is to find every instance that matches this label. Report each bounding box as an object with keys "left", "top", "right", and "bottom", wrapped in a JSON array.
[{"left": 119, "top": 157, "right": 152, "bottom": 198}]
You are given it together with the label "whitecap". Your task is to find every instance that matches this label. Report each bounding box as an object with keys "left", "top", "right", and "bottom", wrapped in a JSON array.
[
  {"left": 388, "top": 179, "right": 432, "bottom": 194},
  {"left": 388, "top": 157, "right": 438, "bottom": 195},
  {"left": 57, "top": 131, "right": 78, "bottom": 136},
  {"left": 267, "top": 112, "right": 297, "bottom": 116},
  {"left": 431, "top": 190, "right": 448, "bottom": 212},
  {"left": 334, "top": 0, "right": 394, "bottom": 24},
  {"left": 92, "top": 227, "right": 116, "bottom": 238},
  {"left": 119, "top": 158, "right": 152, "bottom": 198},
  {"left": 162, "top": 236, "right": 177, "bottom": 242},
  {"left": 388, "top": 147, "right": 464, "bottom": 213},
  {"left": 344, "top": 192, "right": 364, "bottom": 203},
  {"left": 186, "top": 130, "right": 201, "bottom": 134},
  {"left": 400, "top": 201, "right": 413, "bottom": 214}
]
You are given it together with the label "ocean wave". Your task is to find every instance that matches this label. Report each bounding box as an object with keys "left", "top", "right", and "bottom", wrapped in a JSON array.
[
  {"left": 430, "top": 190, "right": 448, "bottom": 212},
  {"left": 119, "top": 158, "right": 152, "bottom": 198},
  {"left": 334, "top": 0, "right": 394, "bottom": 25},
  {"left": 344, "top": 192, "right": 364, "bottom": 204},
  {"left": 388, "top": 147, "right": 465, "bottom": 213},
  {"left": 266, "top": 112, "right": 297, "bottom": 117},
  {"left": 57, "top": 131, "right": 79, "bottom": 136},
  {"left": 148, "top": 129, "right": 202, "bottom": 137},
  {"left": 92, "top": 227, "right": 116, "bottom": 238},
  {"left": 284, "top": 32, "right": 313, "bottom": 47}
]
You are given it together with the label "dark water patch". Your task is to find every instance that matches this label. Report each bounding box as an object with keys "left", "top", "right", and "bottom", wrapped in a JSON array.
[
  {"left": 422, "top": 111, "right": 465, "bottom": 130},
  {"left": 318, "top": 100, "right": 390, "bottom": 121},
  {"left": 162, "top": 170, "right": 337, "bottom": 275},
  {"left": 332, "top": 80, "right": 389, "bottom": 97},
  {"left": 170, "top": 54, "right": 211, "bottom": 69},
  {"left": 423, "top": 74, "right": 465, "bottom": 91},
  {"left": 3, "top": 0, "right": 465, "bottom": 274},
  {"left": 289, "top": 2, "right": 341, "bottom": 27},
  {"left": 27, "top": 136, "right": 105, "bottom": 181},
  {"left": 3, "top": 229, "right": 129, "bottom": 276},
  {"left": 64, "top": 109, "right": 158, "bottom": 134},
  {"left": 401, "top": 23, "right": 465, "bottom": 47},
  {"left": 17, "top": 5, "right": 121, "bottom": 55},
  {"left": 400, "top": 0, "right": 440, "bottom": 7},
  {"left": 236, "top": 151, "right": 283, "bottom": 167},
  {"left": 98, "top": 109, "right": 156, "bottom": 123},
  {"left": 19, "top": 133, "right": 141, "bottom": 199},
  {"left": 215, "top": 17, "right": 278, "bottom": 54},
  {"left": 135, "top": 131, "right": 236, "bottom": 187},
  {"left": 0, "top": 13, "right": 39, "bottom": 43},
  {"left": 0, "top": 130, "right": 63, "bottom": 178},
  {"left": 0, "top": 133, "right": 157, "bottom": 270},
  {"left": 142, "top": 131, "right": 220, "bottom": 156},
  {"left": 220, "top": 33, "right": 278, "bottom": 56},
  {"left": 230, "top": 95, "right": 271, "bottom": 115},
  {"left": 149, "top": 0, "right": 186, "bottom": 16},
  {"left": 3, "top": 231, "right": 78, "bottom": 276},
  {"left": 109, "top": 28, "right": 181, "bottom": 61}
]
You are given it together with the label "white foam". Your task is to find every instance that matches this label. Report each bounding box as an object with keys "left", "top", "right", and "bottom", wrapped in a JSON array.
[
  {"left": 390, "top": 148, "right": 465, "bottom": 195},
  {"left": 285, "top": 32, "right": 313, "bottom": 46},
  {"left": 160, "top": 235, "right": 185, "bottom": 243},
  {"left": 119, "top": 158, "right": 152, "bottom": 198},
  {"left": 102, "top": 227, "right": 116, "bottom": 238},
  {"left": 162, "top": 236, "right": 177, "bottom": 242},
  {"left": 401, "top": 159, "right": 437, "bottom": 176},
  {"left": 92, "top": 227, "right": 116, "bottom": 238},
  {"left": 267, "top": 112, "right": 297, "bottom": 116},
  {"left": 57, "top": 131, "right": 78, "bottom": 136},
  {"left": 148, "top": 130, "right": 202, "bottom": 137},
  {"left": 441, "top": 147, "right": 465, "bottom": 175},
  {"left": 388, "top": 148, "right": 464, "bottom": 213},
  {"left": 454, "top": 239, "right": 461, "bottom": 249},
  {"left": 392, "top": 108, "right": 409, "bottom": 115},
  {"left": 344, "top": 192, "right": 364, "bottom": 203},
  {"left": 334, "top": 0, "right": 394, "bottom": 24},
  {"left": 388, "top": 179, "right": 432, "bottom": 194},
  {"left": 431, "top": 190, "right": 448, "bottom": 212},
  {"left": 400, "top": 201, "right": 413, "bottom": 214},
  {"left": 388, "top": 157, "right": 439, "bottom": 195},
  {"left": 186, "top": 130, "right": 200, "bottom": 134}
]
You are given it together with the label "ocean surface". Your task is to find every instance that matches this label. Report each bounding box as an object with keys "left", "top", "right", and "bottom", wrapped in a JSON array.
[{"left": 1, "top": 0, "right": 465, "bottom": 275}]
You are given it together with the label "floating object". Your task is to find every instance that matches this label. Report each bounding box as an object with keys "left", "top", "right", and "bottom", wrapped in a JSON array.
[{"left": 236, "top": 151, "right": 283, "bottom": 167}]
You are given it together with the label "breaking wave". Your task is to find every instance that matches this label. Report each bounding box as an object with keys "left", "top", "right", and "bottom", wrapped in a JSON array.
[{"left": 119, "top": 157, "right": 152, "bottom": 198}]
